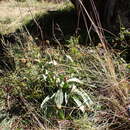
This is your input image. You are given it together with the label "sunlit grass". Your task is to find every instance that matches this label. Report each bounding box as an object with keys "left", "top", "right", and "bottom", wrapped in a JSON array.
[{"left": 0, "top": 0, "right": 70, "bottom": 34}]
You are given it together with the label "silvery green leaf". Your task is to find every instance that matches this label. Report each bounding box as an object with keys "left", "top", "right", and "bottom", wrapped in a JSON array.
[
  {"left": 67, "top": 78, "right": 83, "bottom": 84},
  {"left": 41, "top": 96, "right": 50, "bottom": 108},
  {"left": 71, "top": 85, "right": 77, "bottom": 93},
  {"left": 66, "top": 55, "right": 73, "bottom": 62},
  {"left": 64, "top": 92, "right": 68, "bottom": 104},
  {"left": 48, "top": 60, "right": 58, "bottom": 65},
  {"left": 56, "top": 78, "right": 60, "bottom": 84},
  {"left": 50, "top": 93, "right": 56, "bottom": 99},
  {"left": 60, "top": 81, "right": 65, "bottom": 88},
  {"left": 42, "top": 74, "right": 47, "bottom": 80},
  {"left": 80, "top": 88, "right": 93, "bottom": 106},
  {"left": 54, "top": 89, "right": 63, "bottom": 109},
  {"left": 73, "top": 88, "right": 93, "bottom": 109},
  {"left": 45, "top": 70, "right": 48, "bottom": 75},
  {"left": 72, "top": 96, "right": 85, "bottom": 113}
]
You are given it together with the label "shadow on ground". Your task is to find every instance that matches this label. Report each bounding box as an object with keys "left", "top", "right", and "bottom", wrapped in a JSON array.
[{"left": 22, "top": 7, "right": 78, "bottom": 45}]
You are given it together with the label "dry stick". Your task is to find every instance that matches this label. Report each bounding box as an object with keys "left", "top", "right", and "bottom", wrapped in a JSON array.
[
  {"left": 80, "top": 6, "right": 93, "bottom": 44},
  {"left": 89, "top": 0, "right": 114, "bottom": 49},
  {"left": 97, "top": 27, "right": 117, "bottom": 38},
  {"left": 77, "top": 0, "right": 108, "bottom": 50},
  {"left": 52, "top": 20, "right": 62, "bottom": 48},
  {"left": 25, "top": 1, "right": 44, "bottom": 42},
  {"left": 90, "top": 0, "right": 102, "bottom": 30},
  {"left": 89, "top": 0, "right": 107, "bottom": 46},
  {"left": 75, "top": 2, "right": 81, "bottom": 36}
]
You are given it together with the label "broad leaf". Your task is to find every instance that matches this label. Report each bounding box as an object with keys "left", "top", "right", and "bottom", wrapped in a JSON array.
[
  {"left": 80, "top": 88, "right": 93, "bottom": 107},
  {"left": 72, "top": 96, "right": 85, "bottom": 112},
  {"left": 67, "top": 78, "right": 83, "bottom": 84},
  {"left": 54, "top": 89, "right": 63, "bottom": 109},
  {"left": 72, "top": 88, "right": 93, "bottom": 109}
]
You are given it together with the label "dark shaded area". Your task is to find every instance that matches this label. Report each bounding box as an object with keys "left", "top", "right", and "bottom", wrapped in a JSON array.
[
  {"left": 0, "top": 34, "right": 16, "bottom": 72},
  {"left": 20, "top": 7, "right": 100, "bottom": 45},
  {"left": 22, "top": 7, "right": 77, "bottom": 45}
]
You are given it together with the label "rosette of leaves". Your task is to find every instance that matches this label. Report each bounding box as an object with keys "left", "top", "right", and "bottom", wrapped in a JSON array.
[{"left": 40, "top": 71, "right": 94, "bottom": 118}]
